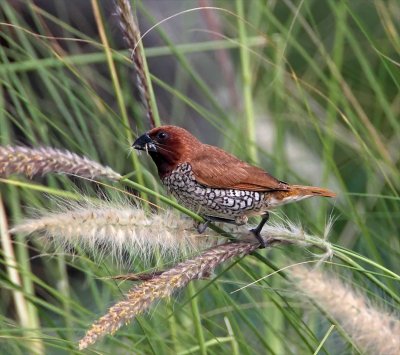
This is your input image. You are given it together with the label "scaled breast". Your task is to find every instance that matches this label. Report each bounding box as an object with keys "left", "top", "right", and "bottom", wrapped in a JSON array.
[{"left": 162, "top": 163, "right": 266, "bottom": 219}]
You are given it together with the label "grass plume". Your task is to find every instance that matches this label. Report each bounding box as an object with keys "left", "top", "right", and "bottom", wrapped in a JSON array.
[
  {"left": 0, "top": 146, "right": 121, "bottom": 180},
  {"left": 75, "top": 215, "right": 332, "bottom": 349},
  {"left": 78, "top": 241, "right": 259, "bottom": 349},
  {"left": 11, "top": 199, "right": 333, "bottom": 264},
  {"left": 10, "top": 200, "right": 220, "bottom": 262},
  {"left": 289, "top": 264, "right": 400, "bottom": 354}
]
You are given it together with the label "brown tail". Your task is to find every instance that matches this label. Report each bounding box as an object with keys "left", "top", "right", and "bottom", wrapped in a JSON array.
[{"left": 290, "top": 185, "right": 336, "bottom": 198}]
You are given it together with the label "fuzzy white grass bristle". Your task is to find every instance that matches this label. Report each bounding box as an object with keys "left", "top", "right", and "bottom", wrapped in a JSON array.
[
  {"left": 10, "top": 200, "right": 221, "bottom": 264},
  {"left": 237, "top": 216, "right": 334, "bottom": 262},
  {"left": 289, "top": 264, "right": 400, "bottom": 355},
  {"left": 11, "top": 199, "right": 335, "bottom": 265}
]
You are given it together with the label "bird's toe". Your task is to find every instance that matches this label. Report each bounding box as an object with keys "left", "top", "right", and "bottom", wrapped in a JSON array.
[{"left": 250, "top": 228, "right": 267, "bottom": 248}]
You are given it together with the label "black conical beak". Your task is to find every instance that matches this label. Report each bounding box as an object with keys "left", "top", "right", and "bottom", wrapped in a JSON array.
[{"left": 132, "top": 133, "right": 157, "bottom": 152}]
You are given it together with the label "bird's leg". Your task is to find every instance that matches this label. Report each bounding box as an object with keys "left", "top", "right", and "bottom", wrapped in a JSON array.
[
  {"left": 250, "top": 212, "right": 270, "bottom": 248},
  {"left": 196, "top": 216, "right": 237, "bottom": 234}
]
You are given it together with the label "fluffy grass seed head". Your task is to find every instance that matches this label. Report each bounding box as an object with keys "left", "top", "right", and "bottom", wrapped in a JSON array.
[
  {"left": 78, "top": 241, "right": 259, "bottom": 349},
  {"left": 11, "top": 200, "right": 333, "bottom": 265},
  {"left": 10, "top": 197, "right": 335, "bottom": 265},
  {"left": 10, "top": 200, "right": 222, "bottom": 264},
  {"left": 0, "top": 145, "right": 121, "bottom": 180},
  {"left": 289, "top": 264, "right": 400, "bottom": 355}
]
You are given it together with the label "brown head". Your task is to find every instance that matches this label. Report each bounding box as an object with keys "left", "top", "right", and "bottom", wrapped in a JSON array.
[{"left": 132, "top": 125, "right": 201, "bottom": 178}]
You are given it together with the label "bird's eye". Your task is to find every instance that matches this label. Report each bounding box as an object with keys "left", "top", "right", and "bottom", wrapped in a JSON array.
[{"left": 157, "top": 131, "right": 168, "bottom": 140}]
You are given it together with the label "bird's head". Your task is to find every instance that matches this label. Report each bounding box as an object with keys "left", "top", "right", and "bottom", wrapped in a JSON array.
[{"left": 132, "top": 125, "right": 201, "bottom": 177}]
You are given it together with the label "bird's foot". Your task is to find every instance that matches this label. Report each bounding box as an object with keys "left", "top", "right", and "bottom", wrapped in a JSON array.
[
  {"left": 196, "top": 220, "right": 210, "bottom": 234},
  {"left": 249, "top": 212, "right": 270, "bottom": 248},
  {"left": 250, "top": 228, "right": 267, "bottom": 248}
]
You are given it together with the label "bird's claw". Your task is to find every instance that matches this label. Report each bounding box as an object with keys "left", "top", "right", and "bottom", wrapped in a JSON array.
[
  {"left": 250, "top": 228, "right": 267, "bottom": 248},
  {"left": 196, "top": 220, "right": 210, "bottom": 234},
  {"left": 249, "top": 212, "right": 270, "bottom": 248}
]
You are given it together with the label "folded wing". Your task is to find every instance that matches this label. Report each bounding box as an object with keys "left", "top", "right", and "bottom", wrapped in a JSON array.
[{"left": 190, "top": 144, "right": 289, "bottom": 191}]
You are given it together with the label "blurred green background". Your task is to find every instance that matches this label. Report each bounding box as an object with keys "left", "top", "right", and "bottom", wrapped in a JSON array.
[{"left": 0, "top": 0, "right": 399, "bottom": 354}]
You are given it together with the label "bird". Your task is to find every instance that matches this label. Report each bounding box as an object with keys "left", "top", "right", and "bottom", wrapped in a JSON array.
[{"left": 132, "top": 125, "right": 335, "bottom": 247}]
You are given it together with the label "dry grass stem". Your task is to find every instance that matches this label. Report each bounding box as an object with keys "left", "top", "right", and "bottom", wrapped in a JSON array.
[
  {"left": 0, "top": 194, "right": 44, "bottom": 354},
  {"left": 109, "top": 270, "right": 165, "bottom": 281},
  {"left": 114, "top": 0, "right": 155, "bottom": 128},
  {"left": 78, "top": 241, "right": 259, "bottom": 349},
  {"left": 0, "top": 146, "right": 121, "bottom": 180},
  {"left": 290, "top": 265, "right": 400, "bottom": 355}
]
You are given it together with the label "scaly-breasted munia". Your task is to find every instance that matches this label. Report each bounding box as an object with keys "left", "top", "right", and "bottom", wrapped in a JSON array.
[{"left": 133, "top": 125, "right": 335, "bottom": 246}]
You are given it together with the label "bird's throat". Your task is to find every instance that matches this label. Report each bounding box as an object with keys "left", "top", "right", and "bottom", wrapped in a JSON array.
[{"left": 149, "top": 152, "right": 179, "bottom": 179}]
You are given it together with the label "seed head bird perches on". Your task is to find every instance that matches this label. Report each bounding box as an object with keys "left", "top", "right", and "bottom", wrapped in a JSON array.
[{"left": 133, "top": 125, "right": 335, "bottom": 247}]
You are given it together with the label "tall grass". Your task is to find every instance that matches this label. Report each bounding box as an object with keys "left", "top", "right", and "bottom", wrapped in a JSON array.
[{"left": 0, "top": 0, "right": 399, "bottom": 354}]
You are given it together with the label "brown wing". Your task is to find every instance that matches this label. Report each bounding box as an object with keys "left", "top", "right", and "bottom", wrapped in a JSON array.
[{"left": 189, "top": 144, "right": 289, "bottom": 191}]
